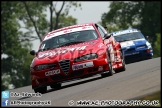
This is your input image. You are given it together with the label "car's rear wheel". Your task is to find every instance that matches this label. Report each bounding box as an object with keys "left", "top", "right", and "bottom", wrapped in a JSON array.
[
  {"left": 101, "top": 53, "right": 113, "bottom": 77},
  {"left": 34, "top": 86, "right": 47, "bottom": 94},
  {"left": 107, "top": 58, "right": 114, "bottom": 76},
  {"left": 115, "top": 51, "right": 126, "bottom": 73},
  {"left": 50, "top": 83, "right": 61, "bottom": 89}
]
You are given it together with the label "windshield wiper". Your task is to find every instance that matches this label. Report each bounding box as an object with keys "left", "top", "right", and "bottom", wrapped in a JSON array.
[
  {"left": 59, "top": 41, "right": 86, "bottom": 47},
  {"left": 48, "top": 46, "right": 60, "bottom": 50},
  {"left": 132, "top": 38, "right": 142, "bottom": 40},
  {"left": 39, "top": 41, "right": 86, "bottom": 52},
  {"left": 119, "top": 38, "right": 143, "bottom": 42},
  {"left": 118, "top": 39, "right": 130, "bottom": 42}
]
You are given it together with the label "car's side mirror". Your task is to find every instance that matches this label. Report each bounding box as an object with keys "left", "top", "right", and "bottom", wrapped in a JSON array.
[
  {"left": 104, "top": 33, "right": 111, "bottom": 39},
  {"left": 146, "top": 36, "right": 149, "bottom": 38},
  {"left": 146, "top": 36, "right": 149, "bottom": 40},
  {"left": 30, "top": 50, "right": 36, "bottom": 56}
]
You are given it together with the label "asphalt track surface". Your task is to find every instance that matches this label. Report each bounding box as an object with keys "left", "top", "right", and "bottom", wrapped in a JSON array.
[{"left": 7, "top": 57, "right": 161, "bottom": 107}]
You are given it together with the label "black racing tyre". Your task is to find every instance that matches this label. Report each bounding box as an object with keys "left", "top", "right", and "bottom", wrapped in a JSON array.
[
  {"left": 101, "top": 52, "right": 113, "bottom": 77},
  {"left": 34, "top": 86, "right": 47, "bottom": 94},
  {"left": 107, "top": 57, "right": 113, "bottom": 76},
  {"left": 115, "top": 50, "right": 126, "bottom": 73},
  {"left": 50, "top": 83, "right": 62, "bottom": 89}
]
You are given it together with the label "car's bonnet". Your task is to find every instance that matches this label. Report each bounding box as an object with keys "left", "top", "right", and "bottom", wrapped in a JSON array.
[
  {"left": 120, "top": 38, "right": 146, "bottom": 48},
  {"left": 33, "top": 39, "right": 101, "bottom": 65}
]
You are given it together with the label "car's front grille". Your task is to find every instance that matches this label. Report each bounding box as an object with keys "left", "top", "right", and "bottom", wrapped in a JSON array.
[
  {"left": 136, "top": 45, "right": 146, "bottom": 49},
  {"left": 70, "top": 70, "right": 84, "bottom": 77},
  {"left": 125, "top": 53, "right": 141, "bottom": 59},
  {"left": 59, "top": 59, "right": 70, "bottom": 75},
  {"left": 48, "top": 63, "right": 57, "bottom": 69},
  {"left": 50, "top": 70, "right": 84, "bottom": 81},
  {"left": 125, "top": 48, "right": 135, "bottom": 52}
]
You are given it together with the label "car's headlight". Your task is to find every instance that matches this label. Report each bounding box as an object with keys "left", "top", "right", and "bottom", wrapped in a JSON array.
[
  {"left": 146, "top": 41, "right": 151, "bottom": 48},
  {"left": 34, "top": 63, "right": 56, "bottom": 71},
  {"left": 35, "top": 65, "right": 48, "bottom": 71},
  {"left": 74, "top": 53, "right": 98, "bottom": 62},
  {"left": 136, "top": 45, "right": 146, "bottom": 49}
]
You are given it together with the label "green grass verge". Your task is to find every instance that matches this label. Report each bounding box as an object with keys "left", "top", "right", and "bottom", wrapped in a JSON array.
[{"left": 128, "top": 91, "right": 161, "bottom": 107}]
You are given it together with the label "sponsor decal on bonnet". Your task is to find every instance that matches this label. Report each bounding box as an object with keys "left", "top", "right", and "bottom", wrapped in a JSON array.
[
  {"left": 120, "top": 41, "right": 135, "bottom": 48},
  {"left": 38, "top": 46, "right": 87, "bottom": 59}
]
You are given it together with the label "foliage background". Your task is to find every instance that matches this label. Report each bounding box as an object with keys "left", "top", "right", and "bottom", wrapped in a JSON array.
[{"left": 1, "top": 1, "right": 161, "bottom": 91}]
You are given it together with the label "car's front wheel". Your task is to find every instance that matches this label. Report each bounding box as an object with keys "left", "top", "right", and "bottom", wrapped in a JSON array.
[
  {"left": 50, "top": 83, "right": 61, "bottom": 89},
  {"left": 101, "top": 53, "right": 113, "bottom": 77},
  {"left": 115, "top": 50, "right": 126, "bottom": 73},
  {"left": 34, "top": 86, "right": 47, "bottom": 94}
]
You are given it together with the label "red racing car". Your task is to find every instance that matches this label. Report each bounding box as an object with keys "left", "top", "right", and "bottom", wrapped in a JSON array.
[{"left": 30, "top": 23, "right": 126, "bottom": 93}]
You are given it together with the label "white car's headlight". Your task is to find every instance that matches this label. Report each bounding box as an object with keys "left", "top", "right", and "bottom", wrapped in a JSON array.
[{"left": 146, "top": 41, "right": 151, "bottom": 48}]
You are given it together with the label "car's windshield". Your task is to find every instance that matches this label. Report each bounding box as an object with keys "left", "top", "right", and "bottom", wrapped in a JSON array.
[
  {"left": 114, "top": 32, "right": 144, "bottom": 42},
  {"left": 39, "top": 30, "right": 98, "bottom": 52}
]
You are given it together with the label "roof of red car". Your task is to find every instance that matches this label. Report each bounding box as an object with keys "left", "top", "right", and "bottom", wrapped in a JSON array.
[{"left": 43, "top": 22, "right": 96, "bottom": 41}]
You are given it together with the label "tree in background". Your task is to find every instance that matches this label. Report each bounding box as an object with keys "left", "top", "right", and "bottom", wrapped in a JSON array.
[
  {"left": 20, "top": 1, "right": 81, "bottom": 42},
  {"left": 153, "top": 33, "right": 161, "bottom": 57},
  {"left": 1, "top": 1, "right": 82, "bottom": 91},
  {"left": 1, "top": 2, "right": 33, "bottom": 90},
  {"left": 101, "top": 1, "right": 161, "bottom": 51},
  {"left": 101, "top": 1, "right": 161, "bottom": 43}
]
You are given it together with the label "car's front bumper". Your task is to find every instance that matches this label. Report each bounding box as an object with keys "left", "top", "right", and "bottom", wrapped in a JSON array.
[
  {"left": 31, "top": 58, "right": 110, "bottom": 89},
  {"left": 123, "top": 49, "right": 153, "bottom": 63}
]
